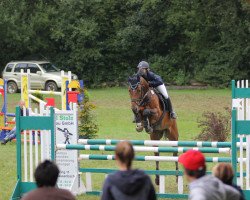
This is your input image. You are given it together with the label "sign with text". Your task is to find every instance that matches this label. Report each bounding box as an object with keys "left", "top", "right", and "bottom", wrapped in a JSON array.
[{"left": 41, "top": 108, "right": 84, "bottom": 194}]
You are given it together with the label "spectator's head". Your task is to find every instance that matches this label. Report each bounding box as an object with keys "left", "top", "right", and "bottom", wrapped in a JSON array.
[
  {"left": 212, "top": 163, "right": 234, "bottom": 185},
  {"left": 19, "top": 100, "right": 26, "bottom": 108},
  {"left": 34, "top": 160, "right": 59, "bottom": 187},
  {"left": 115, "top": 141, "right": 134, "bottom": 170},
  {"left": 179, "top": 150, "right": 206, "bottom": 182}
]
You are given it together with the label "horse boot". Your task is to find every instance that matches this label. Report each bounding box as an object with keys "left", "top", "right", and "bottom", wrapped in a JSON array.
[
  {"left": 133, "top": 114, "right": 143, "bottom": 132},
  {"left": 143, "top": 118, "right": 153, "bottom": 134},
  {"left": 132, "top": 115, "right": 135, "bottom": 123},
  {"left": 132, "top": 115, "right": 136, "bottom": 123},
  {"left": 145, "top": 126, "right": 153, "bottom": 134},
  {"left": 165, "top": 98, "right": 177, "bottom": 119}
]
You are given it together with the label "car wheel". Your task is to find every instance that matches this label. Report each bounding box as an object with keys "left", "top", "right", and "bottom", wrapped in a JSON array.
[
  {"left": 45, "top": 81, "right": 58, "bottom": 91},
  {"left": 7, "top": 81, "right": 18, "bottom": 94}
]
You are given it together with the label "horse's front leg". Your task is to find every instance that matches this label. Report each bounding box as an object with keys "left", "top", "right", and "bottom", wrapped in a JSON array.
[
  {"left": 132, "top": 107, "right": 144, "bottom": 132},
  {"left": 155, "top": 152, "right": 160, "bottom": 185},
  {"left": 135, "top": 113, "right": 143, "bottom": 132},
  {"left": 150, "top": 132, "right": 163, "bottom": 186},
  {"left": 142, "top": 108, "right": 156, "bottom": 134}
]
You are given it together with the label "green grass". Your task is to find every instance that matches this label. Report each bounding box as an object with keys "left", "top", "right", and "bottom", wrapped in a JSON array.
[{"left": 0, "top": 87, "right": 231, "bottom": 199}]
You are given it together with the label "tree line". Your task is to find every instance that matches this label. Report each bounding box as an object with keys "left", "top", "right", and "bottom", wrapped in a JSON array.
[{"left": 0, "top": 0, "right": 249, "bottom": 87}]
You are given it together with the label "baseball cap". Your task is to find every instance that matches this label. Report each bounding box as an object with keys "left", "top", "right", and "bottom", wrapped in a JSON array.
[{"left": 178, "top": 150, "right": 205, "bottom": 170}]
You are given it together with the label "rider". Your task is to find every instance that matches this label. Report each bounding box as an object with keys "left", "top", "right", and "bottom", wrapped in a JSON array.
[{"left": 137, "top": 61, "right": 177, "bottom": 119}]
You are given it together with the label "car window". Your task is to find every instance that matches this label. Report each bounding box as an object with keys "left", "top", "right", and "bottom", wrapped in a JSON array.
[
  {"left": 28, "top": 64, "right": 41, "bottom": 73},
  {"left": 5, "top": 64, "right": 14, "bottom": 72},
  {"left": 14, "top": 63, "right": 27, "bottom": 72},
  {"left": 39, "top": 63, "right": 60, "bottom": 72}
]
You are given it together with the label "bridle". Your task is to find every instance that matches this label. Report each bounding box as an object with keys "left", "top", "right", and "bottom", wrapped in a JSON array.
[{"left": 129, "top": 81, "right": 150, "bottom": 107}]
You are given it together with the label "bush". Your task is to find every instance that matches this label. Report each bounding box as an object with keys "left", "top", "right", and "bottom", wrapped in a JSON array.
[
  {"left": 195, "top": 108, "right": 230, "bottom": 142},
  {"left": 78, "top": 88, "right": 98, "bottom": 139},
  {"left": 174, "top": 69, "right": 190, "bottom": 86}
]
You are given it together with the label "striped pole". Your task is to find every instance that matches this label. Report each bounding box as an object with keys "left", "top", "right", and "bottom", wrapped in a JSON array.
[
  {"left": 57, "top": 144, "right": 231, "bottom": 154},
  {"left": 78, "top": 139, "right": 246, "bottom": 148},
  {"left": 78, "top": 154, "right": 247, "bottom": 163}
]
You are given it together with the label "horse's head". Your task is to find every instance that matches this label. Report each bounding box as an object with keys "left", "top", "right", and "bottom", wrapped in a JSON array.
[{"left": 128, "top": 74, "right": 149, "bottom": 113}]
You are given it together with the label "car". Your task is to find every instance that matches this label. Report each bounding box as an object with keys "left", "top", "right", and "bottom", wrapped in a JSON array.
[{"left": 2, "top": 61, "right": 78, "bottom": 93}]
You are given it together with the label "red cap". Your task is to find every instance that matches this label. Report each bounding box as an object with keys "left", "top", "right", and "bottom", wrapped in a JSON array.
[{"left": 178, "top": 150, "right": 205, "bottom": 170}]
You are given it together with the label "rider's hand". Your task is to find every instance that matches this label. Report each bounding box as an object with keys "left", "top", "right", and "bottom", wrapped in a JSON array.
[{"left": 137, "top": 69, "right": 144, "bottom": 76}]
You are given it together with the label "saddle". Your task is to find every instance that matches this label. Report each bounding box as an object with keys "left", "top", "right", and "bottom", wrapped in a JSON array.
[
  {"left": 152, "top": 88, "right": 169, "bottom": 112},
  {"left": 146, "top": 88, "right": 170, "bottom": 130}
]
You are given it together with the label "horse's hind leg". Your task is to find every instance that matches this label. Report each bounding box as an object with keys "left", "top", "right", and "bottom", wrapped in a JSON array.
[
  {"left": 155, "top": 152, "right": 159, "bottom": 185},
  {"left": 167, "top": 124, "right": 179, "bottom": 183},
  {"left": 173, "top": 152, "right": 179, "bottom": 182},
  {"left": 143, "top": 109, "right": 154, "bottom": 134},
  {"left": 150, "top": 132, "right": 163, "bottom": 185}
]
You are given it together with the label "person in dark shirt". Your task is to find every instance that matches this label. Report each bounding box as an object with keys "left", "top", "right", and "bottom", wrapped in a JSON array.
[
  {"left": 213, "top": 163, "right": 245, "bottom": 200},
  {"left": 101, "top": 141, "right": 156, "bottom": 200},
  {"left": 22, "top": 160, "right": 75, "bottom": 200},
  {"left": 137, "top": 61, "right": 176, "bottom": 119}
]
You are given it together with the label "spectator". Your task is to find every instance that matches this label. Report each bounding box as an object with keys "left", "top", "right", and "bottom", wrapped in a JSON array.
[
  {"left": 179, "top": 150, "right": 240, "bottom": 200},
  {"left": 213, "top": 163, "right": 245, "bottom": 200},
  {"left": 1, "top": 100, "right": 26, "bottom": 145},
  {"left": 22, "top": 160, "right": 75, "bottom": 200},
  {"left": 101, "top": 141, "right": 156, "bottom": 200}
]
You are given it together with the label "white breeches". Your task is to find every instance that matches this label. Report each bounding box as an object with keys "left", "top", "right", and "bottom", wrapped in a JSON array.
[{"left": 156, "top": 84, "right": 169, "bottom": 99}]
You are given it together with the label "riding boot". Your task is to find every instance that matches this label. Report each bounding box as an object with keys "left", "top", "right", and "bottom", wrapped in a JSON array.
[{"left": 166, "top": 98, "right": 177, "bottom": 119}]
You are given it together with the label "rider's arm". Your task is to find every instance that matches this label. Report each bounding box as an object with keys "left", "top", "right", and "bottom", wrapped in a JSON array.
[{"left": 147, "top": 71, "right": 163, "bottom": 87}]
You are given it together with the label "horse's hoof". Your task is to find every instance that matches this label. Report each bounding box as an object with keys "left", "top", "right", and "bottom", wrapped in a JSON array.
[
  {"left": 136, "top": 126, "right": 143, "bottom": 132},
  {"left": 155, "top": 177, "right": 159, "bottom": 185},
  {"left": 136, "top": 123, "right": 143, "bottom": 132}
]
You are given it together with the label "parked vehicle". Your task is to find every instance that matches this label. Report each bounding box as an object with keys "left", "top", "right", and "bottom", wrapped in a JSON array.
[{"left": 2, "top": 61, "right": 78, "bottom": 93}]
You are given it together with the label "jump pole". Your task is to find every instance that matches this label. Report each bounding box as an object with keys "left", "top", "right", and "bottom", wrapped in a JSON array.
[{"left": 57, "top": 144, "right": 231, "bottom": 154}]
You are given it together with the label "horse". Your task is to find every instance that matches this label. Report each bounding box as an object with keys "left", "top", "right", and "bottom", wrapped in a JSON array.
[{"left": 128, "top": 74, "right": 179, "bottom": 185}]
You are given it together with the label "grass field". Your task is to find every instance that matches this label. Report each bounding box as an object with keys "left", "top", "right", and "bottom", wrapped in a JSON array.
[{"left": 0, "top": 87, "right": 231, "bottom": 199}]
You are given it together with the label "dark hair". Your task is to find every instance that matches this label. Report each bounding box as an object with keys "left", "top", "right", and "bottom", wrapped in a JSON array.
[
  {"left": 213, "top": 163, "right": 234, "bottom": 185},
  {"left": 185, "top": 166, "right": 206, "bottom": 179},
  {"left": 34, "top": 160, "right": 59, "bottom": 187},
  {"left": 115, "top": 141, "right": 134, "bottom": 169}
]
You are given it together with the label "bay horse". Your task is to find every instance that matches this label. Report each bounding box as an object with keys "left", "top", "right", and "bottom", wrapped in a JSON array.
[{"left": 128, "top": 74, "right": 179, "bottom": 185}]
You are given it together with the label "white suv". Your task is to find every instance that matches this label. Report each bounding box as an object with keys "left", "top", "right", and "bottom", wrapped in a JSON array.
[{"left": 2, "top": 61, "right": 78, "bottom": 93}]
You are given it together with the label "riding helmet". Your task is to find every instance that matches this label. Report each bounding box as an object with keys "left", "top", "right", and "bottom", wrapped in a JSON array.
[{"left": 137, "top": 61, "right": 149, "bottom": 69}]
